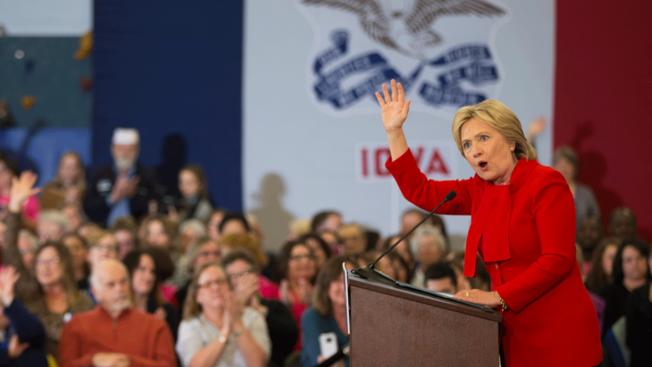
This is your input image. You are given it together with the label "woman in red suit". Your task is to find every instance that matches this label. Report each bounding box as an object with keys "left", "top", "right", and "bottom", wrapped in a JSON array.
[{"left": 375, "top": 80, "right": 602, "bottom": 366}]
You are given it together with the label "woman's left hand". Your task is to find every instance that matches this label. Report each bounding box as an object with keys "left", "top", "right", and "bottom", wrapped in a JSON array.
[{"left": 454, "top": 289, "right": 501, "bottom": 308}]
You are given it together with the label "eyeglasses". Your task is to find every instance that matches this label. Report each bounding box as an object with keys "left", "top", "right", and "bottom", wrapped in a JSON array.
[
  {"left": 95, "top": 244, "right": 118, "bottom": 252},
  {"left": 289, "top": 254, "right": 314, "bottom": 262},
  {"left": 226, "top": 269, "right": 254, "bottom": 281},
  {"left": 197, "top": 250, "right": 220, "bottom": 258},
  {"left": 36, "top": 257, "right": 61, "bottom": 267},
  {"left": 198, "top": 278, "right": 229, "bottom": 289}
]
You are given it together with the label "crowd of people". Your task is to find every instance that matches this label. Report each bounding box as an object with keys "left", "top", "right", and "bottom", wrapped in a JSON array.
[{"left": 0, "top": 127, "right": 649, "bottom": 367}]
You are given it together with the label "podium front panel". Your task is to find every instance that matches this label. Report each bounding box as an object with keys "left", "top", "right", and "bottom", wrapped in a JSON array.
[{"left": 349, "top": 278, "right": 500, "bottom": 367}]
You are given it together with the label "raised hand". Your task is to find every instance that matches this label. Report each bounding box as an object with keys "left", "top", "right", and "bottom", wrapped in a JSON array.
[
  {"left": 375, "top": 79, "right": 411, "bottom": 134},
  {"left": 8, "top": 335, "right": 29, "bottom": 359},
  {"left": 8, "top": 171, "right": 40, "bottom": 212}
]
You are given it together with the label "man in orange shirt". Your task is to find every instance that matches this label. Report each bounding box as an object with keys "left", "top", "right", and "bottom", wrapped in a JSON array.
[{"left": 59, "top": 259, "right": 175, "bottom": 367}]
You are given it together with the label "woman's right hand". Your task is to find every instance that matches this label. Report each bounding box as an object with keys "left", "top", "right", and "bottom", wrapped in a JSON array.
[{"left": 375, "top": 79, "right": 411, "bottom": 134}]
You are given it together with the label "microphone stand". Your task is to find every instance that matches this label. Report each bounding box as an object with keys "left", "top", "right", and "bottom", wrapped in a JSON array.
[{"left": 351, "top": 190, "right": 457, "bottom": 285}]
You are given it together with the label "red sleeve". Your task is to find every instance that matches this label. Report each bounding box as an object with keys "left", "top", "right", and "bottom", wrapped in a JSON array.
[
  {"left": 59, "top": 319, "right": 95, "bottom": 367},
  {"left": 385, "top": 149, "right": 473, "bottom": 215},
  {"left": 127, "top": 322, "right": 176, "bottom": 367},
  {"left": 496, "top": 171, "right": 577, "bottom": 313}
]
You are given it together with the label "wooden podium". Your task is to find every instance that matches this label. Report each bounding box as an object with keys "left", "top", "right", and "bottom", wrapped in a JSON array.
[{"left": 346, "top": 271, "right": 501, "bottom": 367}]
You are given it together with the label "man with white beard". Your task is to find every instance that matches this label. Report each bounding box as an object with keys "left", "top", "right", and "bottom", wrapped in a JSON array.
[
  {"left": 84, "top": 128, "right": 161, "bottom": 226},
  {"left": 59, "top": 259, "right": 175, "bottom": 367}
]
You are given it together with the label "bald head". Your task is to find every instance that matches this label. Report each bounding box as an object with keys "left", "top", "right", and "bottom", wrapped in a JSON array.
[{"left": 91, "top": 259, "right": 132, "bottom": 317}]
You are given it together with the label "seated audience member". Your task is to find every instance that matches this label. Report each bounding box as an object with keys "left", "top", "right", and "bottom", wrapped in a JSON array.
[
  {"left": 175, "top": 165, "right": 213, "bottom": 223},
  {"left": 447, "top": 252, "right": 472, "bottom": 292},
  {"left": 410, "top": 225, "right": 448, "bottom": 287},
  {"left": 608, "top": 207, "right": 638, "bottom": 240},
  {"left": 626, "top": 263, "right": 652, "bottom": 367},
  {"left": 576, "top": 216, "right": 604, "bottom": 276},
  {"left": 30, "top": 242, "right": 94, "bottom": 361},
  {"left": 174, "top": 237, "right": 221, "bottom": 319},
  {"left": 176, "top": 263, "right": 270, "bottom": 367},
  {"left": 218, "top": 213, "right": 251, "bottom": 237},
  {"left": 223, "top": 250, "right": 299, "bottom": 367},
  {"left": 0, "top": 266, "right": 48, "bottom": 366},
  {"left": 278, "top": 239, "right": 317, "bottom": 337},
  {"left": 123, "top": 248, "right": 179, "bottom": 340},
  {"left": 62, "top": 204, "right": 85, "bottom": 233},
  {"left": 84, "top": 128, "right": 161, "bottom": 226},
  {"left": 602, "top": 240, "right": 651, "bottom": 334},
  {"left": 219, "top": 233, "right": 278, "bottom": 300},
  {"left": 40, "top": 152, "right": 86, "bottom": 210},
  {"left": 61, "top": 233, "right": 90, "bottom": 290},
  {"left": 423, "top": 261, "right": 458, "bottom": 294},
  {"left": 171, "top": 219, "right": 207, "bottom": 287},
  {"left": 585, "top": 237, "right": 620, "bottom": 295},
  {"left": 59, "top": 259, "right": 176, "bottom": 367},
  {"left": 552, "top": 146, "right": 601, "bottom": 226},
  {"left": 399, "top": 208, "right": 424, "bottom": 237},
  {"left": 36, "top": 210, "right": 68, "bottom": 242},
  {"left": 310, "top": 210, "right": 342, "bottom": 234},
  {"left": 300, "top": 256, "right": 350, "bottom": 367},
  {"left": 16, "top": 229, "right": 38, "bottom": 272},
  {"left": 380, "top": 234, "right": 415, "bottom": 280},
  {"left": 207, "top": 209, "right": 227, "bottom": 241},
  {"left": 111, "top": 216, "right": 139, "bottom": 259},
  {"left": 336, "top": 223, "right": 366, "bottom": 256},
  {"left": 140, "top": 215, "right": 177, "bottom": 255}
]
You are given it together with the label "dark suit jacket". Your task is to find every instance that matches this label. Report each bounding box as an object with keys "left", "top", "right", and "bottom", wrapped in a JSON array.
[{"left": 84, "top": 163, "right": 161, "bottom": 225}]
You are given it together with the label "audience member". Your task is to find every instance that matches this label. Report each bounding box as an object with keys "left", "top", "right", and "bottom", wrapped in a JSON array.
[
  {"left": 336, "top": 224, "right": 366, "bottom": 256},
  {"left": 310, "top": 210, "right": 342, "bottom": 234},
  {"left": 300, "top": 256, "right": 350, "bottom": 367},
  {"left": 608, "top": 207, "right": 638, "bottom": 240},
  {"left": 84, "top": 128, "right": 161, "bottom": 226},
  {"left": 175, "top": 165, "right": 213, "bottom": 223},
  {"left": 602, "top": 240, "right": 651, "bottom": 334},
  {"left": 123, "top": 248, "right": 179, "bottom": 340},
  {"left": 176, "top": 263, "right": 269, "bottom": 367},
  {"left": 552, "top": 146, "right": 601, "bottom": 227},
  {"left": 278, "top": 239, "right": 317, "bottom": 348},
  {"left": 625, "top": 266, "right": 652, "bottom": 367},
  {"left": 60, "top": 259, "right": 176, "bottom": 366},
  {"left": 410, "top": 225, "right": 448, "bottom": 287},
  {"left": 585, "top": 237, "right": 620, "bottom": 295},
  {"left": 223, "top": 250, "right": 298, "bottom": 367},
  {"left": 174, "top": 237, "right": 221, "bottom": 320},
  {"left": 111, "top": 216, "right": 139, "bottom": 259},
  {"left": 576, "top": 216, "right": 603, "bottom": 275},
  {"left": 423, "top": 261, "right": 458, "bottom": 294},
  {"left": 61, "top": 233, "right": 90, "bottom": 290},
  {"left": 0, "top": 266, "right": 48, "bottom": 366},
  {"left": 36, "top": 210, "right": 67, "bottom": 242},
  {"left": 0, "top": 157, "right": 39, "bottom": 226},
  {"left": 40, "top": 152, "right": 86, "bottom": 210}
]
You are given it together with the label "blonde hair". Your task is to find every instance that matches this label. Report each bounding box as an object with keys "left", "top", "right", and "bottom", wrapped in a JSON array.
[{"left": 451, "top": 99, "right": 536, "bottom": 160}]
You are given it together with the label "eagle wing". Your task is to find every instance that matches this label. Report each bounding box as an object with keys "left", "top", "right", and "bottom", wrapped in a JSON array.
[
  {"left": 405, "top": 0, "right": 505, "bottom": 34},
  {"left": 303, "top": 0, "right": 398, "bottom": 50}
]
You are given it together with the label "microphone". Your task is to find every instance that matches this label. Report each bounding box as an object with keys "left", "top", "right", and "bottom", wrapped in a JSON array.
[{"left": 352, "top": 190, "right": 457, "bottom": 284}]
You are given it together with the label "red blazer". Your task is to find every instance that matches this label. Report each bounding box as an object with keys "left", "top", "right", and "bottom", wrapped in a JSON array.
[{"left": 387, "top": 150, "right": 602, "bottom": 367}]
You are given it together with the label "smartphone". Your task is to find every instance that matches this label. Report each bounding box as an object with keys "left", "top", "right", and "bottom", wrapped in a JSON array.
[{"left": 319, "top": 332, "right": 338, "bottom": 359}]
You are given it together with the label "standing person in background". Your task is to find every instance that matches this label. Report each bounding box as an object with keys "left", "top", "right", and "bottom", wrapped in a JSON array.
[
  {"left": 375, "top": 80, "right": 601, "bottom": 366},
  {"left": 552, "top": 146, "right": 601, "bottom": 227},
  {"left": 84, "top": 128, "right": 161, "bottom": 226},
  {"left": 174, "top": 165, "right": 213, "bottom": 223},
  {"left": 40, "top": 152, "right": 86, "bottom": 210}
]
